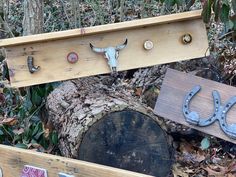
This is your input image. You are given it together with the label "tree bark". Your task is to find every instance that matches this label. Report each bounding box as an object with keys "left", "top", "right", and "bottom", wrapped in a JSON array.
[
  {"left": 23, "top": 0, "right": 43, "bottom": 35},
  {"left": 0, "top": 1, "right": 3, "bottom": 38},
  {"left": 46, "top": 76, "right": 168, "bottom": 157}
]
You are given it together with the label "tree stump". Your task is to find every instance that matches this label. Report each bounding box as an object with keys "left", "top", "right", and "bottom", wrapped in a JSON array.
[
  {"left": 79, "top": 110, "right": 172, "bottom": 176},
  {"left": 46, "top": 76, "right": 173, "bottom": 176}
]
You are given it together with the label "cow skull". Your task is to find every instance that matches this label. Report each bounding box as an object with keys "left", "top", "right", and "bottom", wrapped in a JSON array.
[{"left": 90, "top": 39, "right": 128, "bottom": 74}]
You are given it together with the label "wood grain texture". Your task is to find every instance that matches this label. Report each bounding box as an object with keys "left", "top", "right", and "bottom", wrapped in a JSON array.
[
  {"left": 154, "top": 69, "right": 236, "bottom": 144},
  {"left": 0, "top": 10, "right": 202, "bottom": 47},
  {"left": 6, "top": 18, "right": 208, "bottom": 88},
  {"left": 0, "top": 144, "right": 152, "bottom": 177},
  {"left": 79, "top": 110, "right": 172, "bottom": 177}
]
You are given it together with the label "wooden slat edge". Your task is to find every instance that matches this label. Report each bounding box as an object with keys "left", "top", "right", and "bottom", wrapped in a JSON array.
[
  {"left": 0, "top": 144, "right": 153, "bottom": 177},
  {"left": 0, "top": 10, "right": 202, "bottom": 47}
]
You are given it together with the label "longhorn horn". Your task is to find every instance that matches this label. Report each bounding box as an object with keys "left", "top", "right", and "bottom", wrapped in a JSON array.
[
  {"left": 90, "top": 43, "right": 106, "bottom": 53},
  {"left": 115, "top": 38, "right": 128, "bottom": 51}
]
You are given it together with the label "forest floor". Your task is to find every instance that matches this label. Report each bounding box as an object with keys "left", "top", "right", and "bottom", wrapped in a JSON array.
[{"left": 0, "top": 1, "right": 236, "bottom": 177}]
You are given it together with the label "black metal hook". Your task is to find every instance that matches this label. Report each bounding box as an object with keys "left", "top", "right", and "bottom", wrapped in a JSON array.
[
  {"left": 27, "top": 56, "right": 40, "bottom": 74},
  {"left": 183, "top": 85, "right": 236, "bottom": 139}
]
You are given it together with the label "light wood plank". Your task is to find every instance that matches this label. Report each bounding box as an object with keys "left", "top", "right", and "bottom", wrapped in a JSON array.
[
  {"left": 5, "top": 18, "right": 209, "bottom": 88},
  {"left": 0, "top": 10, "right": 202, "bottom": 47},
  {"left": 154, "top": 68, "right": 236, "bottom": 144},
  {"left": 0, "top": 144, "right": 152, "bottom": 177}
]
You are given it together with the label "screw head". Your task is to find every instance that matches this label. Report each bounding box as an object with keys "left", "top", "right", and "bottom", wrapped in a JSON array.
[
  {"left": 182, "top": 34, "right": 192, "bottom": 44},
  {"left": 144, "top": 40, "right": 154, "bottom": 50},
  {"left": 67, "top": 52, "right": 79, "bottom": 64}
]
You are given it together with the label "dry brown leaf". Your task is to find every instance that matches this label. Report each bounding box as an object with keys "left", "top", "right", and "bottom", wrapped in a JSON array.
[
  {"left": 227, "top": 162, "right": 236, "bottom": 174},
  {"left": 179, "top": 141, "right": 194, "bottom": 153},
  {"left": 0, "top": 117, "right": 18, "bottom": 126},
  {"left": 13, "top": 128, "right": 24, "bottom": 135},
  {"left": 134, "top": 87, "right": 143, "bottom": 96},
  {"left": 204, "top": 164, "right": 228, "bottom": 177},
  {"left": 172, "top": 164, "right": 189, "bottom": 177},
  {"left": 227, "top": 173, "right": 236, "bottom": 177},
  {"left": 44, "top": 128, "right": 50, "bottom": 138}
]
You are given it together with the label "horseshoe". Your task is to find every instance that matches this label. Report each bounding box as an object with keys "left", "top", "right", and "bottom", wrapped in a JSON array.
[{"left": 183, "top": 85, "right": 236, "bottom": 139}]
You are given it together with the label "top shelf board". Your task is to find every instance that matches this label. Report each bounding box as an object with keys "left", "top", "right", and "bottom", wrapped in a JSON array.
[
  {"left": 0, "top": 10, "right": 209, "bottom": 88},
  {"left": 0, "top": 10, "right": 202, "bottom": 47}
]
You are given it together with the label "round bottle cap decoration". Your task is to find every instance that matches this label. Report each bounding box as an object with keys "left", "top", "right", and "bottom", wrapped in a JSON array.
[
  {"left": 144, "top": 40, "right": 154, "bottom": 50},
  {"left": 181, "top": 34, "right": 192, "bottom": 44},
  {"left": 67, "top": 52, "right": 79, "bottom": 64}
]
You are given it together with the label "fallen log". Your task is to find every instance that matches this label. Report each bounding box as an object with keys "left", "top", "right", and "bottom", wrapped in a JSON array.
[{"left": 46, "top": 76, "right": 173, "bottom": 177}]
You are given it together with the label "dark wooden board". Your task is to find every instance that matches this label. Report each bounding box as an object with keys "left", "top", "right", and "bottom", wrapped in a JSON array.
[
  {"left": 78, "top": 110, "right": 173, "bottom": 177},
  {"left": 154, "top": 68, "right": 236, "bottom": 144}
]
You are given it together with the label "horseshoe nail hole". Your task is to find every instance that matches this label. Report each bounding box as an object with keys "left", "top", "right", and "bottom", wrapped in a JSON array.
[
  {"left": 209, "top": 118, "right": 212, "bottom": 121},
  {"left": 222, "top": 124, "right": 225, "bottom": 127},
  {"left": 216, "top": 101, "right": 219, "bottom": 104},
  {"left": 185, "top": 112, "right": 188, "bottom": 115},
  {"left": 226, "top": 104, "right": 230, "bottom": 107},
  {"left": 189, "top": 93, "right": 192, "bottom": 96},
  {"left": 184, "top": 105, "right": 187, "bottom": 108},
  {"left": 222, "top": 117, "right": 224, "bottom": 120},
  {"left": 213, "top": 114, "right": 216, "bottom": 117}
]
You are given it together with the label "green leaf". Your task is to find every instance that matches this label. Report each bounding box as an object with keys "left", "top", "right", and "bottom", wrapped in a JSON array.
[
  {"left": 18, "top": 107, "right": 26, "bottom": 119},
  {"left": 213, "top": 0, "right": 220, "bottom": 22},
  {"left": 13, "top": 134, "right": 22, "bottom": 143},
  {"left": 32, "top": 122, "right": 42, "bottom": 137},
  {"left": 23, "top": 98, "right": 33, "bottom": 111},
  {"left": 34, "top": 131, "right": 44, "bottom": 140},
  {"left": 165, "top": 0, "right": 176, "bottom": 9},
  {"left": 175, "top": 0, "right": 184, "bottom": 6},
  {"left": 32, "top": 90, "right": 42, "bottom": 106},
  {"left": 225, "top": 20, "right": 234, "bottom": 31},
  {"left": 201, "top": 0, "right": 213, "bottom": 23},
  {"left": 15, "top": 143, "right": 28, "bottom": 149},
  {"left": 51, "top": 131, "right": 58, "bottom": 145},
  {"left": 0, "top": 129, "right": 4, "bottom": 136},
  {"left": 220, "top": 3, "right": 230, "bottom": 23},
  {"left": 200, "top": 137, "right": 210, "bottom": 150}
]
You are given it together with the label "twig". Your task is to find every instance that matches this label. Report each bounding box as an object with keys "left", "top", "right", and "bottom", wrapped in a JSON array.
[
  {"left": 44, "top": 11, "right": 51, "bottom": 26},
  {"left": 218, "top": 31, "right": 234, "bottom": 40},
  {"left": 120, "top": 0, "right": 125, "bottom": 22},
  {"left": 77, "top": 0, "right": 81, "bottom": 28},
  {"left": 0, "top": 15, "right": 14, "bottom": 37},
  {"left": 59, "top": 0, "right": 73, "bottom": 29}
]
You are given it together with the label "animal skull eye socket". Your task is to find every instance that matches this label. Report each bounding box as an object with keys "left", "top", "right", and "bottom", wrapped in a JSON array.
[
  {"left": 104, "top": 53, "right": 109, "bottom": 59},
  {"left": 115, "top": 51, "right": 119, "bottom": 59}
]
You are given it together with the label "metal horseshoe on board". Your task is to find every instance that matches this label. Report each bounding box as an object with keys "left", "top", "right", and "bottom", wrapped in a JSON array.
[{"left": 183, "top": 85, "right": 236, "bottom": 139}]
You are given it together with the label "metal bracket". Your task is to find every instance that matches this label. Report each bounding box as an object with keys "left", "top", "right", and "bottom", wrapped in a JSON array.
[{"left": 183, "top": 85, "right": 236, "bottom": 139}]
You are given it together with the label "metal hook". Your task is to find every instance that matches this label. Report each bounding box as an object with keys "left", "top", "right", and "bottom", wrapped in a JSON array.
[
  {"left": 183, "top": 85, "right": 236, "bottom": 139},
  {"left": 27, "top": 56, "right": 40, "bottom": 74}
]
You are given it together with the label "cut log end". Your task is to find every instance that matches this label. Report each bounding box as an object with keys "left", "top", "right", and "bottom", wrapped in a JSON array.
[
  {"left": 46, "top": 77, "right": 173, "bottom": 176},
  {"left": 78, "top": 110, "right": 173, "bottom": 177}
]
